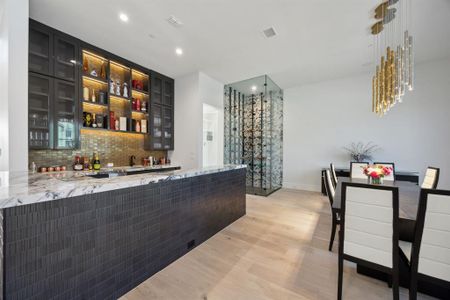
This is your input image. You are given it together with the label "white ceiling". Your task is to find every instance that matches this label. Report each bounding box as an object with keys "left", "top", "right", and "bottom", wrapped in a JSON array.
[{"left": 30, "top": 0, "right": 450, "bottom": 88}]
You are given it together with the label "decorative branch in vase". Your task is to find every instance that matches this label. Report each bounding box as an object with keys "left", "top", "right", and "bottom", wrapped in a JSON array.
[{"left": 343, "top": 142, "right": 380, "bottom": 162}]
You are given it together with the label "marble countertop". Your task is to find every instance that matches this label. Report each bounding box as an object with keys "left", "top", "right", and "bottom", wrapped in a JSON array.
[{"left": 0, "top": 164, "right": 246, "bottom": 209}]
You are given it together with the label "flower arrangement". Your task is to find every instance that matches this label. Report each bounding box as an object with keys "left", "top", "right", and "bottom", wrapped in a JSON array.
[
  {"left": 362, "top": 165, "right": 393, "bottom": 184},
  {"left": 343, "top": 142, "right": 380, "bottom": 162}
]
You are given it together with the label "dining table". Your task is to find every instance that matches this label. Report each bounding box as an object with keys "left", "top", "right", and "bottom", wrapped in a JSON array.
[
  {"left": 333, "top": 177, "right": 420, "bottom": 219},
  {"left": 332, "top": 177, "right": 448, "bottom": 298}
]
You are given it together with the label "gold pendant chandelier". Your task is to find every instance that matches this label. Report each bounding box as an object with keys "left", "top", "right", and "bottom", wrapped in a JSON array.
[{"left": 371, "top": 0, "right": 414, "bottom": 116}]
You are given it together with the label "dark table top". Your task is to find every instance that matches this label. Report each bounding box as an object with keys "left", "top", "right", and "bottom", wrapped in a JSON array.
[
  {"left": 322, "top": 168, "right": 420, "bottom": 176},
  {"left": 332, "top": 178, "right": 421, "bottom": 220}
]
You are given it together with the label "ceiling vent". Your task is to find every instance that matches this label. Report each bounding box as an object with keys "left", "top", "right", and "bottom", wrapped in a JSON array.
[
  {"left": 167, "top": 15, "right": 183, "bottom": 27},
  {"left": 263, "top": 27, "right": 277, "bottom": 38}
]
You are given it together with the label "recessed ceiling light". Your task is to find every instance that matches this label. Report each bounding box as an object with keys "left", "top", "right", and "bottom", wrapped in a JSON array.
[
  {"left": 175, "top": 48, "right": 183, "bottom": 56},
  {"left": 251, "top": 86, "right": 257, "bottom": 92},
  {"left": 119, "top": 13, "right": 129, "bottom": 22}
]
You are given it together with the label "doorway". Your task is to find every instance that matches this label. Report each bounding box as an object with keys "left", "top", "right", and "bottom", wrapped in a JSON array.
[{"left": 202, "top": 104, "right": 221, "bottom": 167}]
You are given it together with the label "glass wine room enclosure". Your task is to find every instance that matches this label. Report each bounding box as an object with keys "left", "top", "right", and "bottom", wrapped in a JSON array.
[{"left": 224, "top": 75, "right": 283, "bottom": 196}]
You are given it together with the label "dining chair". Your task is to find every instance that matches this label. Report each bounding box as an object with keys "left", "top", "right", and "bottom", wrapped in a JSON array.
[
  {"left": 421, "top": 167, "right": 440, "bottom": 189},
  {"left": 350, "top": 162, "right": 369, "bottom": 179},
  {"left": 338, "top": 182, "right": 400, "bottom": 300},
  {"left": 330, "top": 163, "right": 338, "bottom": 187},
  {"left": 324, "top": 169, "right": 340, "bottom": 251},
  {"left": 399, "top": 188, "right": 450, "bottom": 300},
  {"left": 374, "top": 162, "right": 396, "bottom": 181}
]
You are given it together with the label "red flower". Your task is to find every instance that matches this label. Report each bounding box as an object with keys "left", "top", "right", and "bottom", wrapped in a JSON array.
[{"left": 370, "top": 171, "right": 380, "bottom": 179}]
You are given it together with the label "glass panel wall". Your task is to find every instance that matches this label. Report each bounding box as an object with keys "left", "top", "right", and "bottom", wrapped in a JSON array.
[{"left": 224, "top": 75, "right": 283, "bottom": 196}]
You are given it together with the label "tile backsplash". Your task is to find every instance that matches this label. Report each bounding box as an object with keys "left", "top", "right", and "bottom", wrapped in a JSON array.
[{"left": 29, "top": 130, "right": 166, "bottom": 168}]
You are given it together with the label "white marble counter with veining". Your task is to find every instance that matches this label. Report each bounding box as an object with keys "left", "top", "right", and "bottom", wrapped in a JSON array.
[{"left": 0, "top": 164, "right": 246, "bottom": 209}]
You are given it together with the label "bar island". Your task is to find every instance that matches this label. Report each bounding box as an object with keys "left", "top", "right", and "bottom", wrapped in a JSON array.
[{"left": 0, "top": 165, "right": 246, "bottom": 299}]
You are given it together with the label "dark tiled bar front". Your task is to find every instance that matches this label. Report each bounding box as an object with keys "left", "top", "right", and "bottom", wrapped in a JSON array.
[{"left": 0, "top": 166, "right": 246, "bottom": 299}]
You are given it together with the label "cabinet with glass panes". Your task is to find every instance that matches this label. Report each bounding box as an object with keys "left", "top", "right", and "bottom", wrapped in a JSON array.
[
  {"left": 28, "top": 20, "right": 79, "bottom": 150},
  {"left": 145, "top": 72, "right": 174, "bottom": 150}
]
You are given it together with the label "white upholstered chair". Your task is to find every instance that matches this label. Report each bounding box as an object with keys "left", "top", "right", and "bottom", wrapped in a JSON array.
[
  {"left": 421, "top": 167, "right": 440, "bottom": 189},
  {"left": 350, "top": 162, "right": 369, "bottom": 179},
  {"left": 338, "top": 182, "right": 399, "bottom": 300},
  {"left": 374, "top": 162, "right": 395, "bottom": 181},
  {"left": 400, "top": 189, "right": 450, "bottom": 300}
]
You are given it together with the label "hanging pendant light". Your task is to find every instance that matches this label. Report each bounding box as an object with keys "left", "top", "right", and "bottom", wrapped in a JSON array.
[{"left": 371, "top": 0, "right": 414, "bottom": 116}]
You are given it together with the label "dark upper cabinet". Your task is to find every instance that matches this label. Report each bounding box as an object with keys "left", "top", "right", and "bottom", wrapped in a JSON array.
[
  {"left": 163, "top": 79, "right": 173, "bottom": 107},
  {"left": 148, "top": 104, "right": 163, "bottom": 150},
  {"left": 53, "top": 79, "right": 79, "bottom": 149},
  {"left": 146, "top": 73, "right": 174, "bottom": 150},
  {"left": 28, "top": 73, "right": 53, "bottom": 150},
  {"left": 152, "top": 75, "right": 163, "bottom": 105},
  {"left": 162, "top": 106, "right": 173, "bottom": 150},
  {"left": 54, "top": 34, "right": 78, "bottom": 82},
  {"left": 29, "top": 21, "right": 79, "bottom": 82},
  {"left": 28, "top": 20, "right": 80, "bottom": 150},
  {"left": 29, "top": 26, "right": 53, "bottom": 76}
]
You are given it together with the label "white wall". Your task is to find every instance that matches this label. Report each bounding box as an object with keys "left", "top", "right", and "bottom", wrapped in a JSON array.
[
  {"left": 171, "top": 71, "right": 224, "bottom": 170},
  {"left": 0, "top": 0, "right": 29, "bottom": 172},
  {"left": 283, "top": 59, "right": 450, "bottom": 191}
]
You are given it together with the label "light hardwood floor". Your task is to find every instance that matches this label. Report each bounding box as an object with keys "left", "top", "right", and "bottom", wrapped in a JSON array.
[{"left": 121, "top": 189, "right": 435, "bottom": 300}]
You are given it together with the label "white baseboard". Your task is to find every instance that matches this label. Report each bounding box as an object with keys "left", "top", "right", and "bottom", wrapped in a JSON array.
[{"left": 283, "top": 181, "right": 321, "bottom": 192}]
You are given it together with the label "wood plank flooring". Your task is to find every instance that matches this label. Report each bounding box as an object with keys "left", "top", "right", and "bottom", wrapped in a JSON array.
[{"left": 121, "top": 189, "right": 435, "bottom": 300}]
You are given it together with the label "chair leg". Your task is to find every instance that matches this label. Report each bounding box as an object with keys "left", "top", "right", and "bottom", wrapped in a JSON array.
[
  {"left": 409, "top": 272, "right": 418, "bottom": 300},
  {"left": 392, "top": 271, "right": 399, "bottom": 300},
  {"left": 329, "top": 216, "right": 337, "bottom": 251},
  {"left": 338, "top": 251, "right": 343, "bottom": 300}
]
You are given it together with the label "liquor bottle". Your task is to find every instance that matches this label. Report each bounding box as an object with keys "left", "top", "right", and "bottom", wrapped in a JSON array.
[
  {"left": 141, "top": 100, "right": 147, "bottom": 112},
  {"left": 141, "top": 119, "right": 147, "bottom": 133},
  {"left": 136, "top": 98, "right": 141, "bottom": 111},
  {"left": 83, "top": 86, "right": 89, "bottom": 101},
  {"left": 82, "top": 56, "right": 88, "bottom": 73},
  {"left": 92, "top": 113, "right": 97, "bottom": 128},
  {"left": 73, "top": 154, "right": 83, "bottom": 171},
  {"left": 100, "top": 63, "right": 106, "bottom": 79},
  {"left": 132, "top": 98, "right": 137, "bottom": 111},
  {"left": 91, "top": 89, "right": 96, "bottom": 102},
  {"left": 136, "top": 120, "right": 141, "bottom": 132},
  {"left": 93, "top": 152, "right": 101, "bottom": 170},
  {"left": 110, "top": 112, "right": 115, "bottom": 130}
]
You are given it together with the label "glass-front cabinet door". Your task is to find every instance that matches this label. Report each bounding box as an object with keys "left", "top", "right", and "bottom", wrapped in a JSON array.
[
  {"left": 150, "top": 104, "right": 163, "bottom": 149},
  {"left": 162, "top": 106, "right": 173, "bottom": 150},
  {"left": 54, "top": 35, "right": 78, "bottom": 81},
  {"left": 163, "top": 80, "right": 173, "bottom": 106},
  {"left": 29, "top": 73, "right": 52, "bottom": 149},
  {"left": 54, "top": 79, "right": 78, "bottom": 149},
  {"left": 152, "top": 75, "right": 162, "bottom": 105},
  {"left": 29, "top": 26, "right": 52, "bottom": 76}
]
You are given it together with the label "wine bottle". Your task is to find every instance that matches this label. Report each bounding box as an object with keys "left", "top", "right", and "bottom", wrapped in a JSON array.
[
  {"left": 83, "top": 56, "right": 88, "bottom": 73},
  {"left": 93, "top": 152, "right": 101, "bottom": 170}
]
